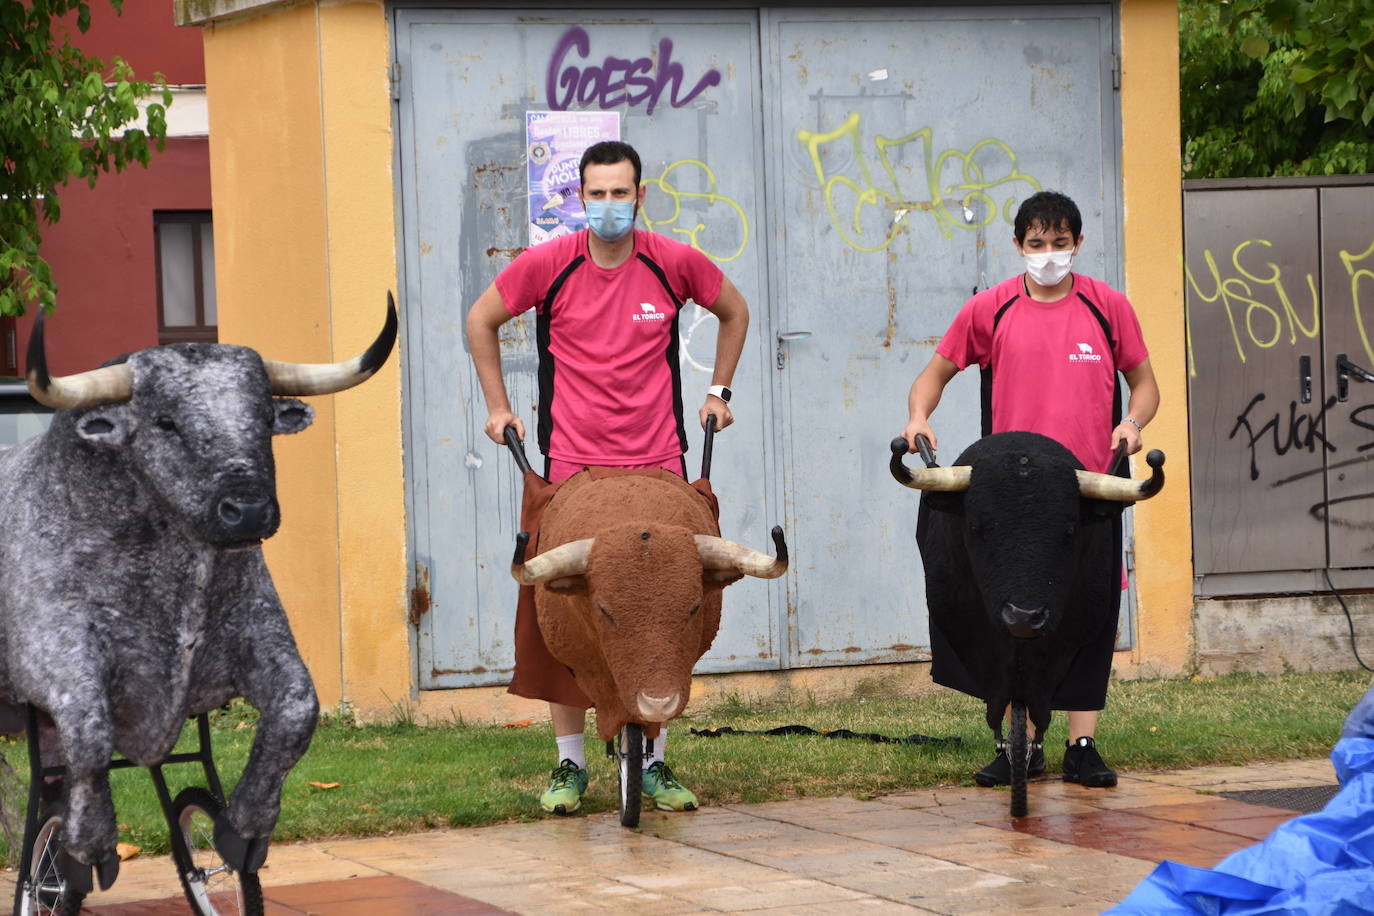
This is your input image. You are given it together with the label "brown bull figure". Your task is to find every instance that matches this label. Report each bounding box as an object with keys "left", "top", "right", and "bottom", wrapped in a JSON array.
[{"left": 511, "top": 469, "right": 786, "bottom": 740}]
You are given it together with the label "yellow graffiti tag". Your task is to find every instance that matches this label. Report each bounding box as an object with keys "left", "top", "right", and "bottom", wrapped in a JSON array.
[
  {"left": 641, "top": 159, "right": 749, "bottom": 263},
  {"left": 1183, "top": 238, "right": 1321, "bottom": 377},
  {"left": 1342, "top": 237, "right": 1374, "bottom": 373},
  {"left": 796, "top": 111, "right": 1042, "bottom": 253}
]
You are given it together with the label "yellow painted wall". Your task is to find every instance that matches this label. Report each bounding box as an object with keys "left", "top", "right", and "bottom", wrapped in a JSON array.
[
  {"left": 197, "top": 0, "right": 1190, "bottom": 722},
  {"left": 202, "top": 0, "right": 408, "bottom": 713},
  {"left": 1117, "top": 0, "right": 1193, "bottom": 677}
]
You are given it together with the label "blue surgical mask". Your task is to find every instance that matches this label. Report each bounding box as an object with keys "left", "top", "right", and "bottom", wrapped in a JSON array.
[{"left": 584, "top": 200, "right": 636, "bottom": 242}]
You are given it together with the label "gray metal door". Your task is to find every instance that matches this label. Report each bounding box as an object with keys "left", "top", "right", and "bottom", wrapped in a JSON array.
[
  {"left": 1321, "top": 185, "right": 1374, "bottom": 569},
  {"left": 763, "top": 6, "right": 1122, "bottom": 666},
  {"left": 395, "top": 9, "right": 779, "bottom": 688},
  {"left": 1185, "top": 188, "right": 1326, "bottom": 577}
]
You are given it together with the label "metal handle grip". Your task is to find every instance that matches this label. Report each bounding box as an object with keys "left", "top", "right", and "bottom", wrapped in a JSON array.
[
  {"left": 700, "top": 414, "right": 717, "bottom": 480},
  {"left": 503, "top": 425, "right": 533, "bottom": 476},
  {"left": 915, "top": 434, "right": 937, "bottom": 468}
]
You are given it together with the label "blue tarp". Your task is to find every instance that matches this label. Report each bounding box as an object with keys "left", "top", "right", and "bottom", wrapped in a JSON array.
[{"left": 1107, "top": 685, "right": 1374, "bottom": 915}]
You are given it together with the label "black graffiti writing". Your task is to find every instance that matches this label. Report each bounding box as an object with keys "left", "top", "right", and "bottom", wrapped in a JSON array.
[
  {"left": 1350, "top": 404, "right": 1374, "bottom": 453},
  {"left": 1230, "top": 391, "right": 1338, "bottom": 481}
]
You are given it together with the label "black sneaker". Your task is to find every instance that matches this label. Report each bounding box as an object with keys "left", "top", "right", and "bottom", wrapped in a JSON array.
[
  {"left": 1062, "top": 736, "right": 1118, "bottom": 787},
  {"left": 974, "top": 741, "right": 1046, "bottom": 787}
]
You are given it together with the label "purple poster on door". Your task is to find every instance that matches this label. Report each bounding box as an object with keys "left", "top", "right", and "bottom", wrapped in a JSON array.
[{"left": 526, "top": 110, "right": 620, "bottom": 246}]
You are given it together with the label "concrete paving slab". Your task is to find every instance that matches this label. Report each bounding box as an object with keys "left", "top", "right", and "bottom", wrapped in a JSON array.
[{"left": 0, "top": 757, "right": 1335, "bottom": 914}]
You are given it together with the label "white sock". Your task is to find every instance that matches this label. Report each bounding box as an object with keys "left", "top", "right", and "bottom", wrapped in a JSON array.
[
  {"left": 555, "top": 733, "right": 586, "bottom": 770},
  {"left": 643, "top": 727, "right": 666, "bottom": 769}
]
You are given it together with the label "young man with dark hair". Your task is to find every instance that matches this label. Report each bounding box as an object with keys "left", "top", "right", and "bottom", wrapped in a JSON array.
[
  {"left": 900, "top": 190, "right": 1160, "bottom": 789},
  {"left": 466, "top": 140, "right": 750, "bottom": 815}
]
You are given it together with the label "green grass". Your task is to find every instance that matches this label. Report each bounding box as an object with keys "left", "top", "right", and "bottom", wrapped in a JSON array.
[{"left": 0, "top": 670, "right": 1368, "bottom": 860}]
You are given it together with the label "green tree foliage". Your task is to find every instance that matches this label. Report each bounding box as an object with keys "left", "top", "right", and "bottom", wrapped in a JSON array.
[
  {"left": 1180, "top": 0, "right": 1374, "bottom": 179},
  {"left": 1, "top": 0, "right": 169, "bottom": 316}
]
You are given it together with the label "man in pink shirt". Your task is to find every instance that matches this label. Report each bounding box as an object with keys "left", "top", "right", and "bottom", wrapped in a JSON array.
[
  {"left": 900, "top": 191, "right": 1160, "bottom": 790},
  {"left": 467, "top": 141, "right": 749, "bottom": 815}
]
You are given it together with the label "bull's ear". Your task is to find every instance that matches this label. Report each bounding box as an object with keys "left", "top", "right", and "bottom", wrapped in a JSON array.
[
  {"left": 545, "top": 576, "right": 588, "bottom": 595},
  {"left": 272, "top": 398, "right": 315, "bottom": 435},
  {"left": 76, "top": 406, "right": 134, "bottom": 449}
]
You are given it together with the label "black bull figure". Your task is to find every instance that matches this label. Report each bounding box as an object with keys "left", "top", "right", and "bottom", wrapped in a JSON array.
[
  {"left": 890, "top": 432, "right": 1165, "bottom": 785},
  {"left": 0, "top": 297, "right": 397, "bottom": 893}
]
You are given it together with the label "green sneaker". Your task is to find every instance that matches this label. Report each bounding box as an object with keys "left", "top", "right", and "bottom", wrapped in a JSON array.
[
  {"left": 540, "top": 759, "right": 589, "bottom": 815},
  {"left": 642, "top": 761, "right": 698, "bottom": 812}
]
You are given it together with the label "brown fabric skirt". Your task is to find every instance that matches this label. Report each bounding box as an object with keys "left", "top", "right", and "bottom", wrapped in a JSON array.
[{"left": 505, "top": 466, "right": 720, "bottom": 708}]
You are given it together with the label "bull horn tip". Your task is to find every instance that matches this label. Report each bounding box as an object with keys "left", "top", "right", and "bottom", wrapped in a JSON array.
[
  {"left": 889, "top": 436, "right": 908, "bottom": 457},
  {"left": 360, "top": 295, "right": 400, "bottom": 375},
  {"left": 25, "top": 311, "right": 51, "bottom": 393},
  {"left": 770, "top": 525, "right": 788, "bottom": 562},
  {"left": 513, "top": 531, "right": 530, "bottom": 564},
  {"left": 1146, "top": 449, "right": 1165, "bottom": 468}
]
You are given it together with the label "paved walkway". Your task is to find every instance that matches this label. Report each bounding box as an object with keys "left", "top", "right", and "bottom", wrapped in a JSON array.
[{"left": 4, "top": 758, "right": 1337, "bottom": 915}]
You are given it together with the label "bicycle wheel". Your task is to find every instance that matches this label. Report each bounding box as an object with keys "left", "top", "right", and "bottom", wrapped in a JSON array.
[
  {"left": 1009, "top": 702, "right": 1029, "bottom": 818},
  {"left": 169, "top": 787, "right": 264, "bottom": 916},
  {"left": 617, "top": 723, "right": 643, "bottom": 828},
  {"left": 22, "top": 805, "right": 85, "bottom": 916}
]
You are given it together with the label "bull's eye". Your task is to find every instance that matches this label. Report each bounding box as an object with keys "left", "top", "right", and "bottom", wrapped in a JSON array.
[
  {"left": 156, "top": 416, "right": 178, "bottom": 433},
  {"left": 689, "top": 603, "right": 700, "bottom": 616},
  {"left": 599, "top": 605, "right": 616, "bottom": 626},
  {"left": 1065, "top": 523, "right": 1077, "bottom": 539}
]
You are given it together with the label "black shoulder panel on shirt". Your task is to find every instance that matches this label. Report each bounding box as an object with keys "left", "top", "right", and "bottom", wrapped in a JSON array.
[{"left": 635, "top": 252, "right": 684, "bottom": 308}]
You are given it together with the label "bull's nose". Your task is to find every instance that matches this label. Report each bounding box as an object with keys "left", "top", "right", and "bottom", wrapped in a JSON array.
[
  {"left": 218, "top": 496, "right": 273, "bottom": 536},
  {"left": 1000, "top": 603, "right": 1049, "bottom": 639},
  {"left": 635, "top": 691, "right": 681, "bottom": 722}
]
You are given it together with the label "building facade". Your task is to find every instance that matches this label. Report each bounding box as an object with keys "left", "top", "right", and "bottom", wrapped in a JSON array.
[
  {"left": 3, "top": 2, "right": 212, "bottom": 377},
  {"left": 174, "top": 0, "right": 1192, "bottom": 721}
]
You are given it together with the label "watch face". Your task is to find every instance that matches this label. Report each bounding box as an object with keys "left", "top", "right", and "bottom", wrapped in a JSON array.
[{"left": 715, "top": 386, "right": 732, "bottom": 402}]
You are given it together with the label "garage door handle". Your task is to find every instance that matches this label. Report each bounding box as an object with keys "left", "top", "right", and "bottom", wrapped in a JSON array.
[
  {"left": 1336, "top": 353, "right": 1374, "bottom": 402},
  {"left": 776, "top": 330, "right": 813, "bottom": 369}
]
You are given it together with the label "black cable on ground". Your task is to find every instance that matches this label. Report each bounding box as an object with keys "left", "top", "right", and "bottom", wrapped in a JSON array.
[
  {"left": 1322, "top": 568, "right": 1374, "bottom": 673},
  {"left": 690, "top": 725, "right": 961, "bottom": 746}
]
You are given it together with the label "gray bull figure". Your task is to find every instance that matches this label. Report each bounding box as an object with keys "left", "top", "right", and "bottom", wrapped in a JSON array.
[
  {"left": 0, "top": 297, "right": 396, "bottom": 893},
  {"left": 891, "top": 431, "right": 1164, "bottom": 812}
]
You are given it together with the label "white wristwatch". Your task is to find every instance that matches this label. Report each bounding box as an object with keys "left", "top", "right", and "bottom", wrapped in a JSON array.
[{"left": 707, "top": 384, "right": 732, "bottom": 403}]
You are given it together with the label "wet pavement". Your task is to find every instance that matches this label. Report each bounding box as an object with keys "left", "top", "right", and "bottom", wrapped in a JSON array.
[{"left": 3, "top": 757, "right": 1337, "bottom": 914}]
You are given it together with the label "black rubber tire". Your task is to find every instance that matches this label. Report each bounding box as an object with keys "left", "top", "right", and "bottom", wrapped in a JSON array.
[
  {"left": 168, "top": 787, "right": 265, "bottom": 916},
  {"left": 23, "top": 805, "right": 86, "bottom": 916},
  {"left": 618, "top": 723, "right": 644, "bottom": 828},
  {"left": 1009, "top": 702, "right": 1029, "bottom": 818}
]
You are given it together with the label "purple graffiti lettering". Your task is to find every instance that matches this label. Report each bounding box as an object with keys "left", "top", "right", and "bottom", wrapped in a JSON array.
[
  {"left": 545, "top": 26, "right": 722, "bottom": 116},
  {"left": 547, "top": 27, "right": 589, "bottom": 110}
]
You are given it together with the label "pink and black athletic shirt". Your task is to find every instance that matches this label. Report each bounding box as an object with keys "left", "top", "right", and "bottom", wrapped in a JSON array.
[
  {"left": 495, "top": 229, "right": 724, "bottom": 465},
  {"left": 936, "top": 274, "right": 1148, "bottom": 474}
]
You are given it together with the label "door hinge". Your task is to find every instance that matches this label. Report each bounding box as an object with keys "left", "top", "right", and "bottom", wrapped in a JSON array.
[
  {"left": 390, "top": 60, "right": 402, "bottom": 102},
  {"left": 1111, "top": 53, "right": 1120, "bottom": 91}
]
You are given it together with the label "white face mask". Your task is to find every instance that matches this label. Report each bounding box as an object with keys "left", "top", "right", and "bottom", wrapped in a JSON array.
[{"left": 1023, "top": 249, "right": 1074, "bottom": 287}]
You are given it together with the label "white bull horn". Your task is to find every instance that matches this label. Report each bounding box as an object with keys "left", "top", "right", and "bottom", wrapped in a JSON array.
[
  {"left": 893, "top": 465, "right": 973, "bottom": 491},
  {"left": 510, "top": 532, "right": 594, "bottom": 585},
  {"left": 695, "top": 526, "right": 789, "bottom": 579},
  {"left": 262, "top": 292, "right": 399, "bottom": 396},
  {"left": 26, "top": 309, "right": 135, "bottom": 409},
  {"left": 1076, "top": 449, "right": 1167, "bottom": 502},
  {"left": 888, "top": 436, "right": 972, "bottom": 491}
]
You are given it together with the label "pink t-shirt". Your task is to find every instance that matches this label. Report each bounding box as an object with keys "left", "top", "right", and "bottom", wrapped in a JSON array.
[
  {"left": 937, "top": 274, "right": 1148, "bottom": 474},
  {"left": 495, "top": 229, "right": 724, "bottom": 465}
]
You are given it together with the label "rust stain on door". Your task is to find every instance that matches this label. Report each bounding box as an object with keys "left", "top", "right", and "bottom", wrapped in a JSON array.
[{"left": 408, "top": 562, "right": 431, "bottom": 628}]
